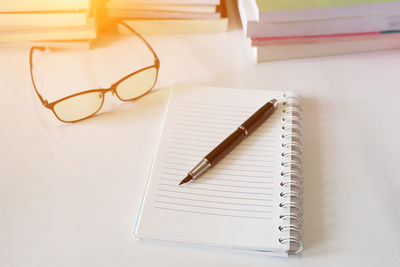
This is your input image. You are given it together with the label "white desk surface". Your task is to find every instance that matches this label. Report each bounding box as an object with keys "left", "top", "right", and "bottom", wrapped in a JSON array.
[{"left": 1, "top": 4, "right": 399, "bottom": 267}]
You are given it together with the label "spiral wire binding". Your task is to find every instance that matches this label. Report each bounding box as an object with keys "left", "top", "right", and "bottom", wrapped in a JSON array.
[{"left": 278, "top": 93, "right": 304, "bottom": 254}]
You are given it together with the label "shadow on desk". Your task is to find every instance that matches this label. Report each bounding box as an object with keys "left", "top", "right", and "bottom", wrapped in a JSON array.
[{"left": 302, "top": 96, "right": 336, "bottom": 255}]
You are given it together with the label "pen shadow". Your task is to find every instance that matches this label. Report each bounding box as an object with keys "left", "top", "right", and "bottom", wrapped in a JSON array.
[{"left": 301, "top": 96, "right": 334, "bottom": 255}]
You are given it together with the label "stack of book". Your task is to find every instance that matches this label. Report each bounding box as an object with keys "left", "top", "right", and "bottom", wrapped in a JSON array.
[
  {"left": 106, "top": 0, "right": 228, "bottom": 34},
  {"left": 0, "top": 0, "right": 97, "bottom": 49},
  {"left": 238, "top": 0, "right": 400, "bottom": 62}
]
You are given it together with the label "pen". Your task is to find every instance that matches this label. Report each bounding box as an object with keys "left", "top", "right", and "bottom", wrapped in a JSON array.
[{"left": 179, "top": 99, "right": 278, "bottom": 185}]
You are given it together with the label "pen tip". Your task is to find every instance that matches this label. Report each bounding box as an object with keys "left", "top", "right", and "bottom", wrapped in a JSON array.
[{"left": 179, "top": 175, "right": 192, "bottom": 185}]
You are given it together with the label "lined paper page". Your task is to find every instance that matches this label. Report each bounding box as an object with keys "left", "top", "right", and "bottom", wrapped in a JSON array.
[{"left": 136, "top": 84, "right": 288, "bottom": 253}]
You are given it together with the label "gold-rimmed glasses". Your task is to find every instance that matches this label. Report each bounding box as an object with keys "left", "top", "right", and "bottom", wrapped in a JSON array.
[{"left": 29, "top": 21, "right": 160, "bottom": 123}]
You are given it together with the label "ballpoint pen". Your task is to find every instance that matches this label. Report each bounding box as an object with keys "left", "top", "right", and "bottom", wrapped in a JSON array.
[{"left": 179, "top": 98, "right": 278, "bottom": 185}]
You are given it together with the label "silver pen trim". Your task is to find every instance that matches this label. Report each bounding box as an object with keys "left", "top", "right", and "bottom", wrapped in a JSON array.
[{"left": 188, "top": 158, "right": 211, "bottom": 180}]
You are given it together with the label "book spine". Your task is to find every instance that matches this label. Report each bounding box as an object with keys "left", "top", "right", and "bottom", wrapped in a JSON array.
[{"left": 278, "top": 92, "right": 304, "bottom": 254}]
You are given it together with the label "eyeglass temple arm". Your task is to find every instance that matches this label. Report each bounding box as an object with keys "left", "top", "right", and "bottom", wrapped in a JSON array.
[
  {"left": 117, "top": 21, "right": 160, "bottom": 66},
  {"left": 29, "top": 46, "right": 49, "bottom": 107},
  {"left": 29, "top": 24, "right": 158, "bottom": 107}
]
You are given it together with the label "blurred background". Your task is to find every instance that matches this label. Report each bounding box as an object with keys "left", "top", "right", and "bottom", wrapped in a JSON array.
[{"left": 2, "top": 0, "right": 400, "bottom": 62}]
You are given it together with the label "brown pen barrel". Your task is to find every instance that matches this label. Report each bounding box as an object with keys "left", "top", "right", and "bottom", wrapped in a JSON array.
[
  {"left": 205, "top": 128, "right": 246, "bottom": 165},
  {"left": 241, "top": 101, "right": 275, "bottom": 135},
  {"left": 205, "top": 100, "right": 276, "bottom": 165}
]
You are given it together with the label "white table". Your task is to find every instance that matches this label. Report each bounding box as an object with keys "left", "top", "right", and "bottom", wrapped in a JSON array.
[{"left": 1, "top": 4, "right": 399, "bottom": 267}]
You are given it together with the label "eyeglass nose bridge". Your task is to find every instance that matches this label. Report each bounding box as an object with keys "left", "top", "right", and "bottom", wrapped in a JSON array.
[
  {"left": 97, "top": 87, "right": 115, "bottom": 96},
  {"left": 104, "top": 84, "right": 118, "bottom": 96}
]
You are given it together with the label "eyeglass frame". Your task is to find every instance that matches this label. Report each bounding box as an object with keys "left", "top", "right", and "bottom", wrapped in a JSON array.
[{"left": 29, "top": 21, "right": 160, "bottom": 123}]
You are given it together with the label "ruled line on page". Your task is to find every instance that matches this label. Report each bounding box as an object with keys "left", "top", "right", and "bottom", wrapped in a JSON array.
[
  {"left": 165, "top": 148, "right": 277, "bottom": 159},
  {"left": 164, "top": 155, "right": 276, "bottom": 165},
  {"left": 175, "top": 104, "right": 280, "bottom": 118},
  {"left": 154, "top": 207, "right": 273, "bottom": 220},
  {"left": 166, "top": 147, "right": 276, "bottom": 157},
  {"left": 170, "top": 126, "right": 277, "bottom": 136},
  {"left": 176, "top": 100, "right": 257, "bottom": 110},
  {"left": 169, "top": 130, "right": 277, "bottom": 139},
  {"left": 155, "top": 201, "right": 273, "bottom": 214},
  {"left": 168, "top": 135, "right": 277, "bottom": 145},
  {"left": 163, "top": 159, "right": 276, "bottom": 168},
  {"left": 164, "top": 160, "right": 276, "bottom": 169},
  {"left": 161, "top": 170, "right": 276, "bottom": 179},
  {"left": 176, "top": 103, "right": 255, "bottom": 112},
  {"left": 166, "top": 137, "right": 278, "bottom": 154},
  {"left": 158, "top": 189, "right": 273, "bottom": 202},
  {"left": 172, "top": 122, "right": 237, "bottom": 131},
  {"left": 174, "top": 100, "right": 281, "bottom": 113},
  {"left": 157, "top": 194, "right": 273, "bottom": 208},
  {"left": 160, "top": 173, "right": 276, "bottom": 183},
  {"left": 159, "top": 183, "right": 273, "bottom": 196},
  {"left": 167, "top": 141, "right": 276, "bottom": 152},
  {"left": 173, "top": 115, "right": 277, "bottom": 128},
  {"left": 160, "top": 177, "right": 274, "bottom": 185},
  {"left": 174, "top": 115, "right": 246, "bottom": 125},
  {"left": 172, "top": 120, "right": 276, "bottom": 131},
  {"left": 162, "top": 163, "right": 276, "bottom": 173},
  {"left": 159, "top": 180, "right": 274, "bottom": 190},
  {"left": 161, "top": 168, "right": 275, "bottom": 178},
  {"left": 159, "top": 181, "right": 274, "bottom": 195},
  {"left": 174, "top": 113, "right": 277, "bottom": 124},
  {"left": 174, "top": 107, "right": 278, "bottom": 122},
  {"left": 175, "top": 105, "right": 252, "bottom": 114},
  {"left": 165, "top": 152, "right": 275, "bottom": 161},
  {"left": 167, "top": 145, "right": 277, "bottom": 155},
  {"left": 175, "top": 108, "right": 279, "bottom": 117},
  {"left": 169, "top": 134, "right": 277, "bottom": 145},
  {"left": 161, "top": 164, "right": 275, "bottom": 173},
  {"left": 174, "top": 116, "right": 244, "bottom": 127}
]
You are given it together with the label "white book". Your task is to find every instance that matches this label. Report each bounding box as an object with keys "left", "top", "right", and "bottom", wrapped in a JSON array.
[
  {"left": 108, "top": 0, "right": 220, "bottom": 4},
  {"left": 0, "top": 0, "right": 90, "bottom": 12},
  {"left": 248, "top": 14, "right": 400, "bottom": 37},
  {"left": 0, "top": 12, "right": 89, "bottom": 27},
  {"left": 250, "top": 0, "right": 400, "bottom": 23},
  {"left": 251, "top": 33, "right": 400, "bottom": 62},
  {"left": 237, "top": 0, "right": 256, "bottom": 36},
  {"left": 106, "top": 2, "right": 217, "bottom": 13},
  {"left": 238, "top": 0, "right": 400, "bottom": 37},
  {"left": 108, "top": 9, "right": 220, "bottom": 19},
  {"left": 118, "top": 17, "right": 228, "bottom": 34},
  {"left": 0, "top": 15, "right": 97, "bottom": 43},
  {"left": 117, "top": 1, "right": 228, "bottom": 35},
  {"left": 135, "top": 84, "right": 304, "bottom": 256}
]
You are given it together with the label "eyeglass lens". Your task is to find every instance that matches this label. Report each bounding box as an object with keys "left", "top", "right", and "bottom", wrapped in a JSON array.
[
  {"left": 115, "top": 66, "right": 158, "bottom": 101},
  {"left": 53, "top": 91, "right": 104, "bottom": 122}
]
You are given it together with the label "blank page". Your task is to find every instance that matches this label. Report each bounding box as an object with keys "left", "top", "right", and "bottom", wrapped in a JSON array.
[{"left": 135, "top": 84, "right": 289, "bottom": 254}]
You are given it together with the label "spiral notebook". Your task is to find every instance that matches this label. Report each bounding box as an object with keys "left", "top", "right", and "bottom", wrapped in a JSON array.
[{"left": 135, "top": 84, "right": 303, "bottom": 256}]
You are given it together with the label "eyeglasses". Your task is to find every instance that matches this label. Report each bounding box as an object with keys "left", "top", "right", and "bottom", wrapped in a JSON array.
[{"left": 29, "top": 21, "right": 160, "bottom": 123}]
